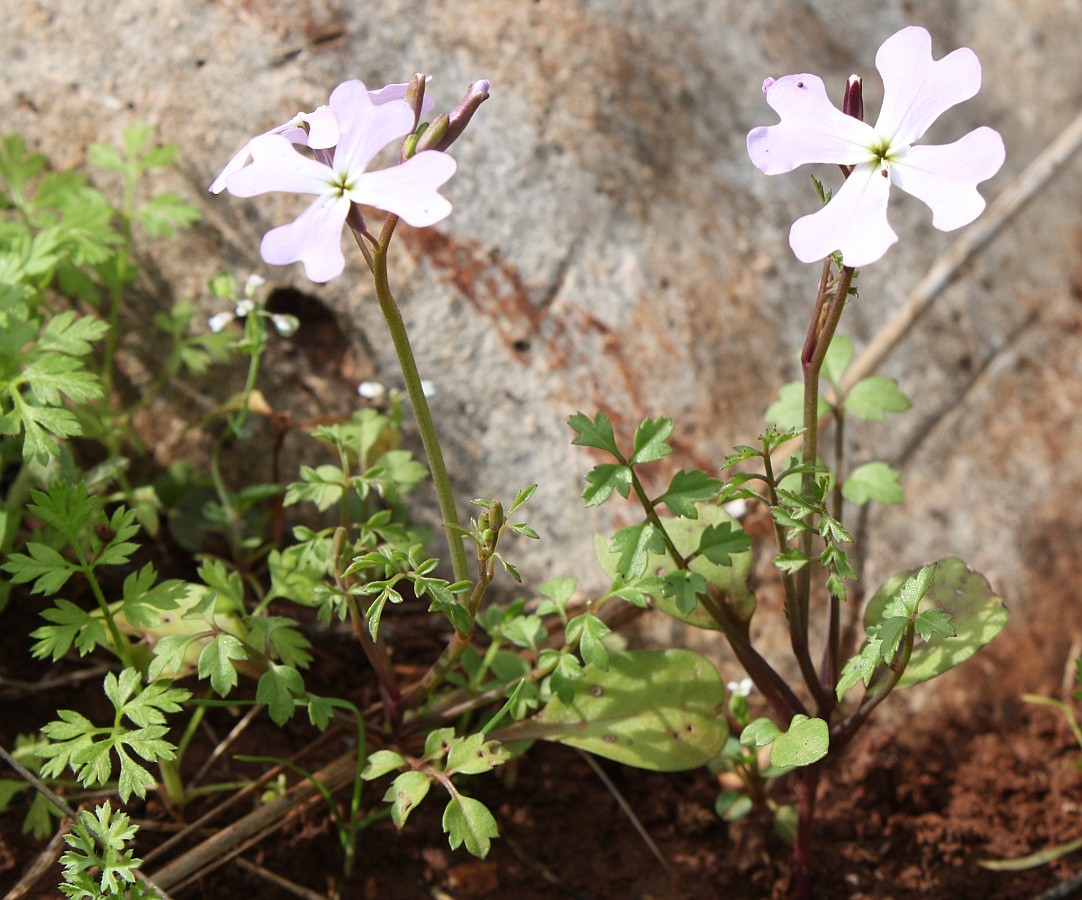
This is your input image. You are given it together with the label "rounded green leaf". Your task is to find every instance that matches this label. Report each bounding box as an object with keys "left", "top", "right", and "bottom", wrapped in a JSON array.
[
  {"left": 518, "top": 649, "right": 728, "bottom": 771},
  {"left": 769, "top": 715, "right": 828, "bottom": 768},
  {"left": 863, "top": 557, "right": 1007, "bottom": 688}
]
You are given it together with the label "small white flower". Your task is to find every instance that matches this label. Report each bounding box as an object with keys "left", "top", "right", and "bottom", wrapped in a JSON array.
[
  {"left": 234, "top": 299, "right": 256, "bottom": 317},
  {"left": 420, "top": 380, "right": 436, "bottom": 398},
  {"left": 270, "top": 313, "right": 299, "bottom": 337},
  {"left": 727, "top": 677, "right": 754, "bottom": 698},
  {"left": 244, "top": 273, "right": 267, "bottom": 297},
  {"left": 357, "top": 381, "right": 387, "bottom": 400},
  {"left": 208, "top": 311, "right": 233, "bottom": 333}
]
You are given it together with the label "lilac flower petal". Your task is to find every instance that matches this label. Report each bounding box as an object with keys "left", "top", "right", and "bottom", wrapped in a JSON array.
[
  {"left": 224, "top": 134, "right": 332, "bottom": 198},
  {"left": 788, "top": 163, "right": 896, "bottom": 267},
  {"left": 330, "top": 81, "right": 417, "bottom": 172},
  {"left": 889, "top": 126, "right": 1005, "bottom": 230},
  {"left": 209, "top": 111, "right": 333, "bottom": 194},
  {"left": 369, "top": 79, "right": 436, "bottom": 117},
  {"left": 747, "top": 75, "right": 875, "bottom": 175},
  {"left": 350, "top": 151, "right": 457, "bottom": 227},
  {"left": 260, "top": 193, "right": 352, "bottom": 283},
  {"left": 304, "top": 106, "right": 339, "bottom": 149},
  {"left": 874, "top": 26, "right": 982, "bottom": 147}
]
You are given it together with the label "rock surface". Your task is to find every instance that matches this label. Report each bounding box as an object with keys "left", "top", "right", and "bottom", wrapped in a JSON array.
[{"left": 5, "top": 1, "right": 1082, "bottom": 671}]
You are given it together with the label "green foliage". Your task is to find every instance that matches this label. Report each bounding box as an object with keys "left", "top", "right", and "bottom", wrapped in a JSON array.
[
  {"left": 769, "top": 715, "right": 829, "bottom": 768},
  {"left": 361, "top": 729, "right": 509, "bottom": 858},
  {"left": 38, "top": 669, "right": 189, "bottom": 802},
  {"left": 507, "top": 649, "right": 729, "bottom": 771},
  {"left": 854, "top": 558, "right": 1006, "bottom": 691},
  {"left": 842, "top": 460, "right": 904, "bottom": 505},
  {"left": 0, "top": 734, "right": 65, "bottom": 839},
  {"left": 59, "top": 802, "right": 153, "bottom": 899}
]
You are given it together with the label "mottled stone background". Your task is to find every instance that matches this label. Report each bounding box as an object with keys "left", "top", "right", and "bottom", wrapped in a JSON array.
[{"left": 5, "top": 1, "right": 1082, "bottom": 680}]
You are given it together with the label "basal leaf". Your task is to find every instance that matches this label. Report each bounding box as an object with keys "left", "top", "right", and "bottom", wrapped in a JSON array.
[
  {"left": 510, "top": 649, "right": 728, "bottom": 771},
  {"left": 770, "top": 715, "right": 829, "bottom": 768},
  {"left": 863, "top": 558, "right": 1007, "bottom": 688}
]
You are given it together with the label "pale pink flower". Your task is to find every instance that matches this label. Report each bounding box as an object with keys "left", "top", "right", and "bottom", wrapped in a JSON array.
[
  {"left": 747, "top": 26, "right": 1005, "bottom": 267},
  {"left": 210, "top": 80, "right": 452, "bottom": 282}
]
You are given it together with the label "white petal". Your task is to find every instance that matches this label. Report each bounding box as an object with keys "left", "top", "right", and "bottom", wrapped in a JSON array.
[
  {"left": 889, "top": 127, "right": 1005, "bottom": 231},
  {"left": 224, "top": 134, "right": 332, "bottom": 198},
  {"left": 789, "top": 163, "right": 897, "bottom": 267},
  {"left": 748, "top": 74, "right": 875, "bottom": 175},
  {"left": 259, "top": 194, "right": 351, "bottom": 283},
  {"left": 874, "top": 26, "right": 982, "bottom": 147},
  {"left": 350, "top": 151, "right": 457, "bottom": 227}
]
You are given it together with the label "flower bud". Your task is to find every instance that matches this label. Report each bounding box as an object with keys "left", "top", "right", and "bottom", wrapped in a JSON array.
[
  {"left": 842, "top": 75, "right": 863, "bottom": 122},
  {"left": 413, "top": 114, "right": 450, "bottom": 154},
  {"left": 432, "top": 80, "right": 490, "bottom": 151},
  {"left": 404, "top": 73, "right": 427, "bottom": 131}
]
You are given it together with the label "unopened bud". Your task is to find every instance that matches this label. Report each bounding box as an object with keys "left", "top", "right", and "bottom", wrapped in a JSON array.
[
  {"left": 842, "top": 75, "right": 863, "bottom": 122},
  {"left": 413, "top": 114, "right": 450, "bottom": 154},
  {"left": 433, "top": 80, "right": 490, "bottom": 152},
  {"left": 404, "top": 73, "right": 427, "bottom": 131}
]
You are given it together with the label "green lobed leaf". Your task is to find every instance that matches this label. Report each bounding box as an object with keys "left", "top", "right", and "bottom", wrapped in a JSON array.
[
  {"left": 595, "top": 504, "right": 755, "bottom": 629},
  {"left": 256, "top": 664, "right": 305, "bottom": 725},
  {"left": 566, "top": 613, "right": 611, "bottom": 669},
  {"left": 609, "top": 522, "right": 665, "bottom": 580},
  {"left": 4, "top": 542, "right": 78, "bottom": 595},
  {"left": 842, "top": 461, "right": 904, "bottom": 505},
  {"left": 197, "top": 634, "right": 247, "bottom": 696},
  {"left": 629, "top": 417, "right": 674, "bottom": 464},
  {"left": 384, "top": 770, "right": 431, "bottom": 828},
  {"left": 843, "top": 376, "right": 911, "bottom": 422},
  {"left": 361, "top": 749, "right": 408, "bottom": 781},
  {"left": 765, "top": 382, "right": 827, "bottom": 430},
  {"left": 582, "top": 462, "right": 632, "bottom": 507},
  {"left": 446, "top": 734, "right": 510, "bottom": 776},
  {"left": 569, "top": 410, "right": 621, "bottom": 458},
  {"left": 863, "top": 558, "right": 1005, "bottom": 689},
  {"left": 443, "top": 794, "right": 500, "bottom": 858},
  {"left": 821, "top": 335, "right": 854, "bottom": 386},
  {"left": 662, "top": 570, "right": 707, "bottom": 616},
  {"left": 657, "top": 469, "right": 723, "bottom": 518}
]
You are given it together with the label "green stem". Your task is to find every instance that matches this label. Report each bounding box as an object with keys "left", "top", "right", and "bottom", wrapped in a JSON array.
[
  {"left": 101, "top": 166, "right": 136, "bottom": 404},
  {"left": 629, "top": 467, "right": 688, "bottom": 567},
  {"left": 793, "top": 265, "right": 854, "bottom": 712},
  {"left": 357, "top": 225, "right": 469, "bottom": 585},
  {"left": 404, "top": 550, "right": 492, "bottom": 708},
  {"left": 77, "top": 555, "right": 134, "bottom": 671},
  {"left": 832, "top": 621, "right": 914, "bottom": 751}
]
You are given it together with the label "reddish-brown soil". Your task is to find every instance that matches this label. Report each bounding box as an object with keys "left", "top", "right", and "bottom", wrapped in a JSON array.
[{"left": 2, "top": 591, "right": 1080, "bottom": 900}]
